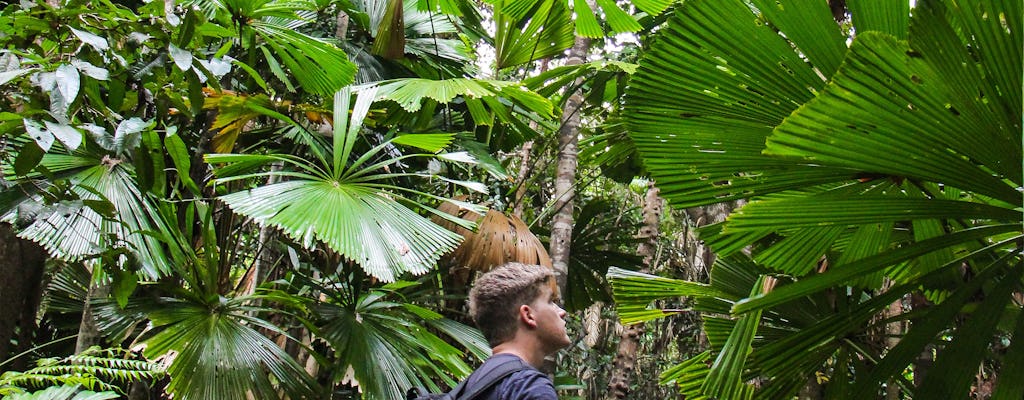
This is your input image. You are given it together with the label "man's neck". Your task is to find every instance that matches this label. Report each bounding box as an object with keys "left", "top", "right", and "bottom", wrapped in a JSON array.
[{"left": 491, "top": 342, "right": 545, "bottom": 369}]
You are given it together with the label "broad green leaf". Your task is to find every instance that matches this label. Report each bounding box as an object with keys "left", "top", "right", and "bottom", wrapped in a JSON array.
[
  {"left": 251, "top": 21, "right": 356, "bottom": 96},
  {"left": 144, "top": 298, "right": 317, "bottom": 400},
  {"left": 23, "top": 119, "right": 53, "bottom": 151},
  {"left": 493, "top": 0, "right": 574, "bottom": 69},
  {"left": 13, "top": 141, "right": 44, "bottom": 176},
  {"left": 15, "top": 163, "right": 173, "bottom": 278},
  {"left": 69, "top": 26, "right": 109, "bottom": 51},
  {"left": 0, "top": 68, "right": 34, "bottom": 85},
  {"left": 42, "top": 121, "right": 82, "bottom": 150},
  {"left": 164, "top": 129, "right": 201, "bottom": 195},
  {"left": 391, "top": 133, "right": 455, "bottom": 153},
  {"left": 54, "top": 63, "right": 80, "bottom": 105},
  {"left": 218, "top": 180, "right": 463, "bottom": 282},
  {"left": 594, "top": 0, "right": 640, "bottom": 33},
  {"left": 702, "top": 277, "right": 766, "bottom": 399},
  {"left": 725, "top": 197, "right": 1020, "bottom": 230},
  {"left": 571, "top": 0, "right": 602, "bottom": 38},
  {"left": 624, "top": 0, "right": 855, "bottom": 208},
  {"left": 71, "top": 59, "right": 109, "bottom": 80},
  {"left": 847, "top": 0, "right": 910, "bottom": 39},
  {"left": 168, "top": 44, "right": 193, "bottom": 71},
  {"left": 752, "top": 226, "right": 844, "bottom": 276},
  {"left": 765, "top": 32, "right": 1020, "bottom": 203},
  {"left": 660, "top": 350, "right": 711, "bottom": 399},
  {"left": 436, "top": 151, "right": 476, "bottom": 164}
]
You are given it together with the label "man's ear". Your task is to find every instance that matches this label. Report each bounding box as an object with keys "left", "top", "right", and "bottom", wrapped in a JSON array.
[{"left": 519, "top": 304, "right": 538, "bottom": 328}]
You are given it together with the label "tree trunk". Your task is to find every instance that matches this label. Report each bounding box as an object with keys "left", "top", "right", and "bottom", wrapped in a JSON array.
[
  {"left": 0, "top": 223, "right": 47, "bottom": 370},
  {"left": 75, "top": 267, "right": 109, "bottom": 354},
  {"left": 884, "top": 290, "right": 906, "bottom": 400},
  {"left": 548, "top": 35, "right": 590, "bottom": 293},
  {"left": 606, "top": 183, "right": 663, "bottom": 399},
  {"left": 512, "top": 140, "right": 534, "bottom": 219},
  {"left": 512, "top": 59, "right": 548, "bottom": 220}
]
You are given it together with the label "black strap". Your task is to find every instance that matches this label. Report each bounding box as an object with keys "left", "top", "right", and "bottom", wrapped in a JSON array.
[{"left": 448, "top": 355, "right": 528, "bottom": 400}]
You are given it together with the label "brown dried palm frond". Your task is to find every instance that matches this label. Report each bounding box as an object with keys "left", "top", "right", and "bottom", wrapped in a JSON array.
[{"left": 433, "top": 201, "right": 552, "bottom": 282}]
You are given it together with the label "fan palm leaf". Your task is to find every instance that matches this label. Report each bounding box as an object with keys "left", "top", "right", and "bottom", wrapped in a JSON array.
[
  {"left": 207, "top": 86, "right": 487, "bottom": 282},
  {"left": 309, "top": 278, "right": 489, "bottom": 400},
  {"left": 1, "top": 129, "right": 173, "bottom": 278},
  {"left": 492, "top": 0, "right": 575, "bottom": 70},
  {"left": 620, "top": 0, "right": 1021, "bottom": 396},
  {"left": 185, "top": 0, "right": 356, "bottom": 95}
]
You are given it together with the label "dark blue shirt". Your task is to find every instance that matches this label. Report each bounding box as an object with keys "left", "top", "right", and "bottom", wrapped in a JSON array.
[{"left": 470, "top": 354, "right": 557, "bottom": 400}]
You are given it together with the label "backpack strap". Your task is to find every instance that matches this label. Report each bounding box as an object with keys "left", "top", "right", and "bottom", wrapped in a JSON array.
[{"left": 449, "top": 355, "right": 528, "bottom": 400}]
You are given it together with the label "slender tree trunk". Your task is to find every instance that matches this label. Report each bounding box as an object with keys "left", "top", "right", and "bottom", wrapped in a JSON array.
[
  {"left": 884, "top": 290, "right": 906, "bottom": 400},
  {"left": 75, "top": 267, "right": 109, "bottom": 354},
  {"left": 607, "top": 183, "right": 663, "bottom": 399},
  {"left": 548, "top": 36, "right": 590, "bottom": 293},
  {"left": 513, "top": 59, "right": 548, "bottom": 220},
  {"left": 512, "top": 140, "right": 534, "bottom": 219},
  {"left": 0, "top": 223, "right": 47, "bottom": 370}
]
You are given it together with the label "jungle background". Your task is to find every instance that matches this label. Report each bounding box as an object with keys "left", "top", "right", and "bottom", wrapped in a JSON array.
[{"left": 0, "top": 0, "right": 1020, "bottom": 398}]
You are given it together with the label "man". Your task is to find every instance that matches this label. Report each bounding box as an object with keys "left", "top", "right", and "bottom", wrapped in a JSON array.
[{"left": 465, "top": 262, "right": 570, "bottom": 399}]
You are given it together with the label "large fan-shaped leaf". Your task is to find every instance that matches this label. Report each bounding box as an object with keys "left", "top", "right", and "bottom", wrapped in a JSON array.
[
  {"left": 620, "top": 0, "right": 1022, "bottom": 396},
  {"left": 624, "top": 0, "right": 860, "bottom": 208},
  {"left": 143, "top": 297, "right": 317, "bottom": 400},
  {"left": 493, "top": 0, "right": 575, "bottom": 70},
  {"left": 370, "top": 78, "right": 555, "bottom": 119},
  {"left": 219, "top": 180, "right": 463, "bottom": 281},
  {"left": 208, "top": 86, "right": 486, "bottom": 282},
  {"left": 607, "top": 267, "right": 730, "bottom": 325},
  {"left": 765, "top": 32, "right": 1020, "bottom": 203},
  {"left": 314, "top": 280, "right": 484, "bottom": 400},
  {"left": 250, "top": 20, "right": 356, "bottom": 96},
  {"left": 2, "top": 154, "right": 172, "bottom": 278}
]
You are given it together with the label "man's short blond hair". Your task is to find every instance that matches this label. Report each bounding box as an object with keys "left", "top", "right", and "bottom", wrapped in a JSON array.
[{"left": 468, "top": 262, "right": 555, "bottom": 347}]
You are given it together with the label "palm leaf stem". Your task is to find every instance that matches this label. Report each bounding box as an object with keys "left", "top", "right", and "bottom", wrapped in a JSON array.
[
  {"left": 341, "top": 154, "right": 438, "bottom": 181},
  {"left": 207, "top": 171, "right": 323, "bottom": 184}
]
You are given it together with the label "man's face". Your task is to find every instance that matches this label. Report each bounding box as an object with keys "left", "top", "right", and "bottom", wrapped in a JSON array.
[{"left": 529, "top": 283, "right": 571, "bottom": 353}]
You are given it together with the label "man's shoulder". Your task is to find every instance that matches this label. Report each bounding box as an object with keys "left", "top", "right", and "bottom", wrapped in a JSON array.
[{"left": 497, "top": 367, "right": 556, "bottom": 400}]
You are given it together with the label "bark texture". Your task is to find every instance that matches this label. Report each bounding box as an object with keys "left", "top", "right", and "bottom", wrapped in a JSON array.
[
  {"left": 548, "top": 35, "right": 590, "bottom": 293},
  {"left": 75, "top": 274, "right": 109, "bottom": 354},
  {"left": 607, "top": 183, "right": 663, "bottom": 399},
  {"left": 0, "top": 223, "right": 47, "bottom": 370}
]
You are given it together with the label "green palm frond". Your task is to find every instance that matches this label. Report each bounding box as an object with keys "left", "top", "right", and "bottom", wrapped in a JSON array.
[
  {"left": 142, "top": 296, "right": 317, "bottom": 400},
  {"left": 0, "top": 385, "right": 118, "bottom": 400},
  {"left": 1, "top": 134, "right": 173, "bottom": 278},
  {"left": 370, "top": 78, "right": 555, "bottom": 119},
  {"left": 0, "top": 348, "right": 164, "bottom": 396},
  {"left": 313, "top": 279, "right": 485, "bottom": 400},
  {"left": 621, "top": 0, "right": 1022, "bottom": 396},
  {"left": 493, "top": 0, "right": 575, "bottom": 70},
  {"left": 207, "top": 86, "right": 488, "bottom": 282},
  {"left": 564, "top": 199, "right": 644, "bottom": 311},
  {"left": 251, "top": 20, "right": 356, "bottom": 95},
  {"left": 607, "top": 267, "right": 729, "bottom": 325},
  {"left": 496, "top": 0, "right": 673, "bottom": 38},
  {"left": 185, "top": 0, "right": 356, "bottom": 95}
]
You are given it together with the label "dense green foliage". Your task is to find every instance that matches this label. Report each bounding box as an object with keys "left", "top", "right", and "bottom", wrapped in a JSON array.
[
  {"left": 615, "top": 0, "right": 1022, "bottom": 398},
  {"left": 2, "top": 0, "right": 1020, "bottom": 398}
]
